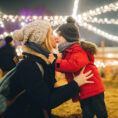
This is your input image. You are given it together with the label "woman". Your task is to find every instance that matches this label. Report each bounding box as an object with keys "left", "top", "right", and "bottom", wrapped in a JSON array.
[{"left": 3, "top": 20, "right": 93, "bottom": 118}]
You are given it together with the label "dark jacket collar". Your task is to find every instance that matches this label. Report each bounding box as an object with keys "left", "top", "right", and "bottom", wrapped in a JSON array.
[{"left": 23, "top": 52, "right": 47, "bottom": 67}]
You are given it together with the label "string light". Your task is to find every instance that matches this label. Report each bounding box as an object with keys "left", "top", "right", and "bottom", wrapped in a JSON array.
[
  {"left": 0, "top": 1, "right": 118, "bottom": 43},
  {"left": 0, "top": 32, "right": 13, "bottom": 39},
  {"left": 72, "top": 0, "right": 79, "bottom": 19},
  {"left": 77, "top": 2, "right": 118, "bottom": 19},
  {"left": 16, "top": 46, "right": 23, "bottom": 56},
  {"left": 1, "top": 14, "right": 66, "bottom": 22},
  {"left": 0, "top": 1, "right": 117, "bottom": 22},
  {"left": 95, "top": 61, "right": 106, "bottom": 68},
  {"left": 95, "top": 60, "right": 118, "bottom": 67},
  {"left": 1, "top": 21, "right": 118, "bottom": 42},
  {"left": 21, "top": 22, "right": 26, "bottom": 26},
  {"left": 85, "top": 17, "right": 118, "bottom": 24},
  {"left": 78, "top": 22, "right": 118, "bottom": 42},
  {"left": 0, "top": 21, "right": 4, "bottom": 28},
  {"left": 3, "top": 32, "right": 8, "bottom": 36}
]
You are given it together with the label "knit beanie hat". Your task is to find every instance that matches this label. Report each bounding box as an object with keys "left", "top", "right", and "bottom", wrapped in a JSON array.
[
  {"left": 56, "top": 17, "right": 80, "bottom": 42},
  {"left": 13, "top": 20, "right": 50, "bottom": 44}
]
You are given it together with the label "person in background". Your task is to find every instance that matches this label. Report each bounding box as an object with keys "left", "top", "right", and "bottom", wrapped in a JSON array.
[
  {"left": 0, "top": 36, "right": 18, "bottom": 76},
  {"left": 48, "top": 17, "right": 108, "bottom": 118}
]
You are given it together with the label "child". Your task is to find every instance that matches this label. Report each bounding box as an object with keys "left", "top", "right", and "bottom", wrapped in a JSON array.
[{"left": 48, "top": 17, "right": 108, "bottom": 118}]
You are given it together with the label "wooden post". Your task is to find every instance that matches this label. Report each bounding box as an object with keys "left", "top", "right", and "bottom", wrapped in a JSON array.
[{"left": 101, "top": 41, "right": 105, "bottom": 63}]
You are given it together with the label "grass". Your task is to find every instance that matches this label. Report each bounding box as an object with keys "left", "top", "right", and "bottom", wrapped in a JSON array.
[{"left": 52, "top": 74, "right": 118, "bottom": 118}]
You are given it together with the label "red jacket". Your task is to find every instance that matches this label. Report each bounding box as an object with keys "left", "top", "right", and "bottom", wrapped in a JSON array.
[{"left": 55, "top": 42, "right": 104, "bottom": 101}]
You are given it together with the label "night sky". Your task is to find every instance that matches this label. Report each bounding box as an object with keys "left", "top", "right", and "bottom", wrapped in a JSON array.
[{"left": 0, "top": 0, "right": 118, "bottom": 46}]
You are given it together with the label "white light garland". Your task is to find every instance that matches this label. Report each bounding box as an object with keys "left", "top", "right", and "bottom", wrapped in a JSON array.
[
  {"left": 95, "top": 61, "right": 106, "bottom": 68},
  {"left": 1, "top": 14, "right": 67, "bottom": 23},
  {"left": 0, "top": 32, "right": 13, "bottom": 39},
  {"left": 0, "top": 1, "right": 118, "bottom": 22},
  {"left": 21, "top": 22, "right": 26, "bottom": 26},
  {"left": 78, "top": 22, "right": 118, "bottom": 42},
  {"left": 0, "top": 21, "right": 4, "bottom": 28},
  {"left": 16, "top": 46, "right": 23, "bottom": 56},
  {"left": 0, "top": 1, "right": 118, "bottom": 42},
  {"left": 72, "top": 0, "right": 79, "bottom": 19},
  {"left": 95, "top": 60, "right": 118, "bottom": 68},
  {"left": 0, "top": 14, "right": 68, "bottom": 28},
  {"left": 84, "top": 17, "right": 118, "bottom": 25},
  {"left": 78, "top": 2, "right": 118, "bottom": 19}
]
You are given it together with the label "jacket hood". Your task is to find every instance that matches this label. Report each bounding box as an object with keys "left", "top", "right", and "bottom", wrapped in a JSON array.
[{"left": 80, "top": 41, "right": 98, "bottom": 55}]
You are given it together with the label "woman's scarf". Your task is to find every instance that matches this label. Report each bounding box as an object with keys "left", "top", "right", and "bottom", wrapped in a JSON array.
[{"left": 25, "top": 42, "right": 49, "bottom": 58}]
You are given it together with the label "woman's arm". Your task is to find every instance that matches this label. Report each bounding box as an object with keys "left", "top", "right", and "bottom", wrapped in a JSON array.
[{"left": 17, "top": 60, "right": 93, "bottom": 109}]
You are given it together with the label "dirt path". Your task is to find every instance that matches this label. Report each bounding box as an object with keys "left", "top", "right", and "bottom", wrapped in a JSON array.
[{"left": 52, "top": 79, "right": 118, "bottom": 118}]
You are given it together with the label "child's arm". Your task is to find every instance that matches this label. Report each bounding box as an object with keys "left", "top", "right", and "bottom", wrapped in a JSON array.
[{"left": 55, "top": 51, "right": 89, "bottom": 73}]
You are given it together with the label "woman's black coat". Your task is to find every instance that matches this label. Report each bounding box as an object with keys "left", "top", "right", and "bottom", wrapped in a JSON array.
[{"left": 4, "top": 53, "right": 80, "bottom": 118}]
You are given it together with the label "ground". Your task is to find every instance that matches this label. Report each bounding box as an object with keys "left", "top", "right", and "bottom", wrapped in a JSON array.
[{"left": 52, "top": 77, "right": 118, "bottom": 118}]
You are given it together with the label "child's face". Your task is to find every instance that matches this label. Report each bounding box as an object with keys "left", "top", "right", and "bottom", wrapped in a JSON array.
[{"left": 56, "top": 31, "right": 66, "bottom": 45}]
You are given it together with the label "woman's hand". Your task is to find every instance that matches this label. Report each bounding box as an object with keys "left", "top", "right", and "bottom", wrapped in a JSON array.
[
  {"left": 57, "top": 53, "right": 62, "bottom": 59},
  {"left": 74, "top": 67, "right": 94, "bottom": 87},
  {"left": 48, "top": 53, "right": 56, "bottom": 64}
]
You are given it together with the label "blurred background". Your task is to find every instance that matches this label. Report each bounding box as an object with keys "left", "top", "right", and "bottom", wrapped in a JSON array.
[{"left": 0, "top": 0, "right": 118, "bottom": 117}]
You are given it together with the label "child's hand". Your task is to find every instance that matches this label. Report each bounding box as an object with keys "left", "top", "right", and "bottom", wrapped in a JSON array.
[
  {"left": 48, "top": 53, "right": 56, "bottom": 64},
  {"left": 57, "top": 53, "right": 62, "bottom": 59}
]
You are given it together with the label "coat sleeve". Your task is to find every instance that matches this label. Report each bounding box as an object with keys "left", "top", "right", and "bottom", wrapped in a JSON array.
[
  {"left": 17, "top": 60, "right": 80, "bottom": 109},
  {"left": 55, "top": 50, "right": 89, "bottom": 73}
]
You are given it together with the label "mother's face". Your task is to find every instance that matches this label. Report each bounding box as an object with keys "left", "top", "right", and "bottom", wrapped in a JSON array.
[{"left": 56, "top": 31, "right": 66, "bottom": 45}]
